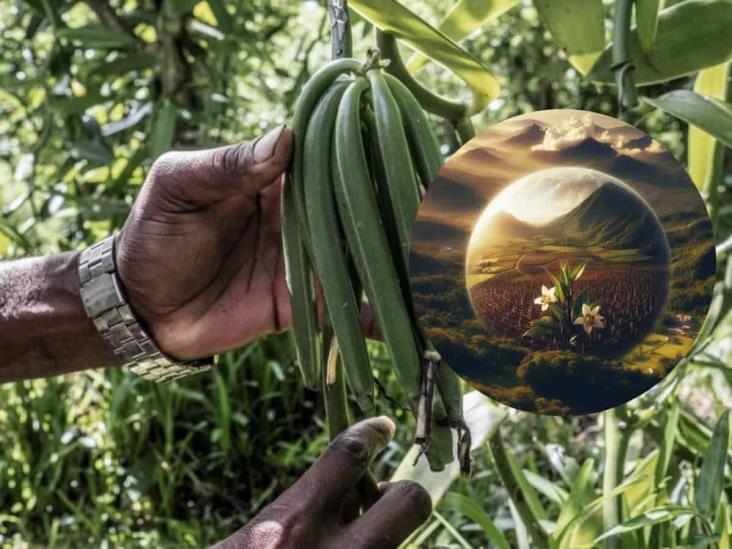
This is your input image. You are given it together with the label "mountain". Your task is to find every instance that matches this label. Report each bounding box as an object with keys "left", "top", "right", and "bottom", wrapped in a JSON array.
[
  {"left": 545, "top": 183, "right": 670, "bottom": 260},
  {"left": 504, "top": 123, "right": 545, "bottom": 146},
  {"left": 610, "top": 154, "right": 665, "bottom": 183},
  {"left": 412, "top": 219, "right": 468, "bottom": 243},
  {"left": 479, "top": 210, "right": 540, "bottom": 242}
]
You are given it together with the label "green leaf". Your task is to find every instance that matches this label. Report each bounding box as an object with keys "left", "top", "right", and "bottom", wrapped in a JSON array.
[
  {"left": 636, "top": 0, "right": 663, "bottom": 53},
  {"left": 57, "top": 25, "right": 135, "bottom": 49},
  {"left": 441, "top": 492, "right": 511, "bottom": 549},
  {"left": 54, "top": 92, "right": 105, "bottom": 116},
  {"left": 644, "top": 90, "right": 732, "bottom": 149},
  {"left": 554, "top": 458, "right": 595, "bottom": 541},
  {"left": 589, "top": 0, "right": 732, "bottom": 85},
  {"left": 148, "top": 100, "right": 177, "bottom": 159},
  {"left": 594, "top": 505, "right": 697, "bottom": 543},
  {"left": 71, "top": 140, "right": 113, "bottom": 165},
  {"left": 549, "top": 303, "right": 564, "bottom": 322},
  {"left": 532, "top": 0, "right": 605, "bottom": 75},
  {"left": 571, "top": 263, "right": 586, "bottom": 282},
  {"left": 688, "top": 63, "right": 730, "bottom": 192},
  {"left": 207, "top": 0, "right": 233, "bottom": 33},
  {"left": 655, "top": 402, "right": 680, "bottom": 492},
  {"left": 94, "top": 53, "right": 159, "bottom": 76},
  {"left": 524, "top": 469, "right": 568, "bottom": 505},
  {"left": 406, "top": 0, "right": 520, "bottom": 73},
  {"left": 695, "top": 410, "right": 730, "bottom": 517},
  {"left": 547, "top": 273, "right": 565, "bottom": 301},
  {"left": 348, "top": 0, "right": 500, "bottom": 111}
]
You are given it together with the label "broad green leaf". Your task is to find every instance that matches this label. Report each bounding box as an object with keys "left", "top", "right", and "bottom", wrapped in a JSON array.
[
  {"left": 645, "top": 90, "right": 732, "bottom": 149},
  {"left": 441, "top": 493, "right": 511, "bottom": 549},
  {"left": 348, "top": 0, "right": 500, "bottom": 110},
  {"left": 688, "top": 63, "right": 730, "bottom": 192},
  {"left": 148, "top": 100, "right": 177, "bottom": 159},
  {"left": 57, "top": 25, "right": 135, "bottom": 49},
  {"left": 636, "top": 0, "right": 663, "bottom": 53},
  {"left": 590, "top": 0, "right": 732, "bottom": 85},
  {"left": 406, "top": 0, "right": 520, "bottom": 73},
  {"left": 594, "top": 505, "right": 697, "bottom": 543},
  {"left": 532, "top": 0, "right": 605, "bottom": 75},
  {"left": 392, "top": 391, "right": 507, "bottom": 504},
  {"left": 695, "top": 410, "right": 730, "bottom": 517}
]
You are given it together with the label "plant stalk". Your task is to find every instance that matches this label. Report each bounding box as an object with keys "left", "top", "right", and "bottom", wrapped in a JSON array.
[
  {"left": 327, "top": 0, "right": 352, "bottom": 59},
  {"left": 375, "top": 30, "right": 466, "bottom": 123},
  {"left": 602, "top": 407, "right": 631, "bottom": 549},
  {"left": 454, "top": 116, "right": 476, "bottom": 145},
  {"left": 612, "top": 0, "right": 639, "bottom": 118}
]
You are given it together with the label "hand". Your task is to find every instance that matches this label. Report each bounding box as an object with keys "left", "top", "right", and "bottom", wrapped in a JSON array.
[
  {"left": 214, "top": 416, "right": 431, "bottom": 549},
  {"left": 116, "top": 126, "right": 295, "bottom": 360}
]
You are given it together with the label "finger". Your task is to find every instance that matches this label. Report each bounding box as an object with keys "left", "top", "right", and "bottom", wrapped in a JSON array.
[
  {"left": 148, "top": 125, "right": 293, "bottom": 206},
  {"left": 346, "top": 480, "right": 432, "bottom": 549},
  {"left": 284, "top": 417, "right": 395, "bottom": 513}
]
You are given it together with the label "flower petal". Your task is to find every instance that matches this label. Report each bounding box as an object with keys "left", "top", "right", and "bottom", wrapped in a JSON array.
[
  {"left": 541, "top": 303, "right": 549, "bottom": 311},
  {"left": 582, "top": 303, "right": 591, "bottom": 315},
  {"left": 574, "top": 316, "right": 584, "bottom": 325},
  {"left": 534, "top": 297, "right": 543, "bottom": 305},
  {"left": 591, "top": 305, "right": 601, "bottom": 316}
]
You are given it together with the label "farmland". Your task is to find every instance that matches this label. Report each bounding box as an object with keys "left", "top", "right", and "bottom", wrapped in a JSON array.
[{"left": 468, "top": 264, "right": 670, "bottom": 357}]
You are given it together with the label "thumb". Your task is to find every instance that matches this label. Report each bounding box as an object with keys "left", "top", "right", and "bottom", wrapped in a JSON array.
[{"left": 147, "top": 125, "right": 293, "bottom": 206}]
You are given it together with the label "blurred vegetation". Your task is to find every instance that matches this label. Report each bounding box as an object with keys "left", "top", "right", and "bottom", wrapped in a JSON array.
[{"left": 0, "top": 0, "right": 730, "bottom": 547}]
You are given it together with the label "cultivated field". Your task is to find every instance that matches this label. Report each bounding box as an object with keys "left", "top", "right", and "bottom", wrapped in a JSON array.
[{"left": 468, "top": 265, "right": 669, "bottom": 357}]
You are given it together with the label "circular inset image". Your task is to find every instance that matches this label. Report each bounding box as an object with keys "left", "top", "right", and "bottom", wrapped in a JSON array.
[{"left": 410, "top": 109, "right": 715, "bottom": 415}]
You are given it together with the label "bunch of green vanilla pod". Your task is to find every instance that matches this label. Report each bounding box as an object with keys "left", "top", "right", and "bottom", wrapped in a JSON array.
[{"left": 282, "top": 48, "right": 469, "bottom": 472}]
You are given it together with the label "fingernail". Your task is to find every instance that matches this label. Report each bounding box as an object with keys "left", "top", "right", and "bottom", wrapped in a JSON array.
[
  {"left": 252, "top": 124, "right": 286, "bottom": 163},
  {"left": 376, "top": 415, "right": 396, "bottom": 438}
]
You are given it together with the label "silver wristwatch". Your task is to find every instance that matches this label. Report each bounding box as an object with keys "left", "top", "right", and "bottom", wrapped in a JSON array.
[{"left": 79, "top": 235, "right": 212, "bottom": 383}]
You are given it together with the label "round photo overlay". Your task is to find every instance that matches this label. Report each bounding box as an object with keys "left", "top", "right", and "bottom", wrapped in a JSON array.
[{"left": 410, "top": 109, "right": 715, "bottom": 415}]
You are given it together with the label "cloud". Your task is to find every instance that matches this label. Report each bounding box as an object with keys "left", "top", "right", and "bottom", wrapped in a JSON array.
[
  {"left": 532, "top": 113, "right": 603, "bottom": 152},
  {"left": 532, "top": 113, "right": 663, "bottom": 156}
]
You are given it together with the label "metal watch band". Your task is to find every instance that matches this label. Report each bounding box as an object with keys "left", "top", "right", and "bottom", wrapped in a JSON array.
[{"left": 79, "top": 235, "right": 212, "bottom": 383}]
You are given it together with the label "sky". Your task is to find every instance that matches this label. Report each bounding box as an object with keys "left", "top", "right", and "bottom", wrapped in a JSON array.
[{"left": 412, "top": 109, "right": 700, "bottom": 249}]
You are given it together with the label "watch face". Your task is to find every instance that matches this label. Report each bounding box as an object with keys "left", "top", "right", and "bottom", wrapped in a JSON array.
[{"left": 410, "top": 109, "right": 715, "bottom": 416}]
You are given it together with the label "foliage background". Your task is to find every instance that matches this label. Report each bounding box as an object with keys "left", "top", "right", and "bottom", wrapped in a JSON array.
[{"left": 0, "top": 0, "right": 729, "bottom": 547}]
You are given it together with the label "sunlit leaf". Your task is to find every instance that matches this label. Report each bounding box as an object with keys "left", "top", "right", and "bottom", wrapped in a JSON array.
[
  {"left": 636, "top": 0, "right": 663, "bottom": 53},
  {"left": 688, "top": 63, "right": 730, "bottom": 192},
  {"left": 645, "top": 90, "right": 732, "bottom": 149},
  {"left": 406, "top": 0, "right": 520, "bottom": 73},
  {"left": 441, "top": 492, "right": 510, "bottom": 549},
  {"left": 594, "top": 505, "right": 698, "bottom": 542},
  {"left": 695, "top": 410, "right": 730, "bottom": 517},
  {"left": 349, "top": 0, "right": 501, "bottom": 110},
  {"left": 532, "top": 0, "right": 605, "bottom": 75},
  {"left": 590, "top": 0, "right": 732, "bottom": 85}
]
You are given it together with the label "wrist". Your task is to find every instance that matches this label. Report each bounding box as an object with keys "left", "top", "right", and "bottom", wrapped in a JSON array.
[{"left": 79, "top": 236, "right": 213, "bottom": 382}]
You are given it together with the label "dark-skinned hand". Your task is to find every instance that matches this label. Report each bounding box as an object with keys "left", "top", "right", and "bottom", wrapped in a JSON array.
[{"left": 212, "top": 416, "right": 432, "bottom": 549}]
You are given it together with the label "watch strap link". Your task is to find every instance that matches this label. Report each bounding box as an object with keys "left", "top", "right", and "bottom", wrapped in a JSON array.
[{"left": 79, "top": 236, "right": 212, "bottom": 383}]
